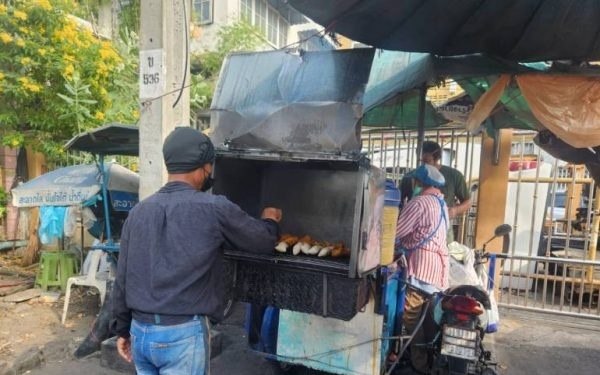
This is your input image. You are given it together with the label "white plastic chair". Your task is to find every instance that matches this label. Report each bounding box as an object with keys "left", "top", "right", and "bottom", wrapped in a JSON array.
[{"left": 61, "top": 250, "right": 109, "bottom": 324}]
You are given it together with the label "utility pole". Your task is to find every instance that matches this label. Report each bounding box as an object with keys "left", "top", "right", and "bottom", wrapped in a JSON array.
[{"left": 139, "top": 0, "right": 191, "bottom": 199}]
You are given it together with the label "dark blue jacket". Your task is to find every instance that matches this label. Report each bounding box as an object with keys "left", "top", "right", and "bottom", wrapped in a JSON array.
[{"left": 112, "top": 181, "right": 278, "bottom": 337}]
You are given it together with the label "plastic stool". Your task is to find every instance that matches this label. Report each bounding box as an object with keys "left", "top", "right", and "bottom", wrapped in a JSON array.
[
  {"left": 35, "top": 251, "right": 79, "bottom": 291},
  {"left": 62, "top": 250, "right": 109, "bottom": 324}
]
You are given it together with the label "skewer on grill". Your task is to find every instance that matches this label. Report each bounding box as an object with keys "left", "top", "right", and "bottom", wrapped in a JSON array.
[
  {"left": 275, "top": 235, "right": 349, "bottom": 258},
  {"left": 274, "top": 234, "right": 299, "bottom": 253},
  {"left": 307, "top": 243, "right": 323, "bottom": 255},
  {"left": 293, "top": 235, "right": 312, "bottom": 255},
  {"left": 330, "top": 243, "right": 350, "bottom": 258},
  {"left": 318, "top": 246, "right": 332, "bottom": 257}
]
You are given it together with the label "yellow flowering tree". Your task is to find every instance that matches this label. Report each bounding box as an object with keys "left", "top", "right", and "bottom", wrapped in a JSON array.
[{"left": 0, "top": 0, "right": 138, "bottom": 159}]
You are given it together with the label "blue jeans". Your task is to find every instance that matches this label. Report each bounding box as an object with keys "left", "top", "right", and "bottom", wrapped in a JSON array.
[{"left": 130, "top": 316, "right": 210, "bottom": 375}]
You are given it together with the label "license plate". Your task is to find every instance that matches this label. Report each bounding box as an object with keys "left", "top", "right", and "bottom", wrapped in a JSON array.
[{"left": 440, "top": 325, "right": 478, "bottom": 360}]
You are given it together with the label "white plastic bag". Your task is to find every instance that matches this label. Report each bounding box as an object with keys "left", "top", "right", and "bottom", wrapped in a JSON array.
[
  {"left": 448, "top": 242, "right": 500, "bottom": 332},
  {"left": 448, "top": 242, "right": 480, "bottom": 287},
  {"left": 477, "top": 259, "right": 500, "bottom": 333},
  {"left": 486, "top": 292, "right": 500, "bottom": 333}
]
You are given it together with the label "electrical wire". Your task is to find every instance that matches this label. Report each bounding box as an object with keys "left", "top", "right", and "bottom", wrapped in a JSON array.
[
  {"left": 172, "top": 0, "right": 189, "bottom": 109},
  {"left": 277, "top": 27, "right": 327, "bottom": 51}
]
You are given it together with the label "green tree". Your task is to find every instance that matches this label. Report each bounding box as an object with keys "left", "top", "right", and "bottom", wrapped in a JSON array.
[
  {"left": 0, "top": 0, "right": 138, "bottom": 161},
  {"left": 190, "top": 21, "right": 263, "bottom": 123},
  {"left": 0, "top": 186, "right": 7, "bottom": 218}
]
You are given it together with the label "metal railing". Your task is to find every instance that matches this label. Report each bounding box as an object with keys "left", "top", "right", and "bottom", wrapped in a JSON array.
[
  {"left": 499, "top": 133, "right": 600, "bottom": 319},
  {"left": 499, "top": 254, "right": 600, "bottom": 320},
  {"left": 363, "top": 129, "right": 600, "bottom": 320}
]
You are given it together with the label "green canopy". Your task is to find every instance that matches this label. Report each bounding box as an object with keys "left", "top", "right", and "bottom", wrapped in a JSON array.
[
  {"left": 362, "top": 51, "right": 557, "bottom": 131},
  {"left": 362, "top": 52, "right": 445, "bottom": 128},
  {"left": 458, "top": 77, "right": 540, "bottom": 131}
]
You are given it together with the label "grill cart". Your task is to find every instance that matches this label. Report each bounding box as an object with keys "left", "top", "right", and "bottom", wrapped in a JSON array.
[{"left": 211, "top": 49, "right": 405, "bottom": 374}]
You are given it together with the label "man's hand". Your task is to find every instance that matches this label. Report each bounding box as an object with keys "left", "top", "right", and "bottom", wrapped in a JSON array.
[
  {"left": 117, "top": 336, "right": 133, "bottom": 363},
  {"left": 262, "top": 207, "right": 282, "bottom": 223}
]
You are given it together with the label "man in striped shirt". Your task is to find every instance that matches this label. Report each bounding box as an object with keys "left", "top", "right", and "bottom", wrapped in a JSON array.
[{"left": 395, "top": 164, "right": 449, "bottom": 373}]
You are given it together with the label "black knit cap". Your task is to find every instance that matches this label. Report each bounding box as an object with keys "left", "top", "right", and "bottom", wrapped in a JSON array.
[{"left": 162, "top": 127, "right": 215, "bottom": 174}]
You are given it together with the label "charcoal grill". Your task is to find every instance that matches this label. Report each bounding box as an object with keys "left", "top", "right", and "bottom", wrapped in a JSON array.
[{"left": 211, "top": 49, "right": 382, "bottom": 320}]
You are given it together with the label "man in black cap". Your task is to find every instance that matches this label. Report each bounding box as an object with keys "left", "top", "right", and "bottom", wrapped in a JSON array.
[{"left": 112, "top": 127, "right": 281, "bottom": 374}]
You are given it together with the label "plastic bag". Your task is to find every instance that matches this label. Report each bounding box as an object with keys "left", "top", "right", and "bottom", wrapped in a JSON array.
[
  {"left": 448, "top": 242, "right": 500, "bottom": 332},
  {"left": 63, "top": 206, "right": 78, "bottom": 238},
  {"left": 448, "top": 242, "right": 480, "bottom": 287},
  {"left": 39, "top": 206, "right": 67, "bottom": 245},
  {"left": 486, "top": 292, "right": 500, "bottom": 333},
  {"left": 477, "top": 257, "right": 500, "bottom": 333}
]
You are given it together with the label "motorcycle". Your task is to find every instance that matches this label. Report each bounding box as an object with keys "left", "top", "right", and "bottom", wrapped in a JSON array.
[
  {"left": 390, "top": 224, "right": 511, "bottom": 375},
  {"left": 432, "top": 224, "right": 511, "bottom": 375}
]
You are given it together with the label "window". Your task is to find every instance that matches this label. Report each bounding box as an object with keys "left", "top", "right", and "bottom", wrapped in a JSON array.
[
  {"left": 241, "top": 0, "right": 252, "bottom": 22},
  {"left": 255, "top": 0, "right": 267, "bottom": 35},
  {"left": 511, "top": 141, "right": 536, "bottom": 156},
  {"left": 278, "top": 16, "right": 288, "bottom": 47},
  {"left": 193, "top": 0, "right": 213, "bottom": 25},
  {"left": 267, "top": 7, "right": 278, "bottom": 45},
  {"left": 240, "top": 0, "right": 290, "bottom": 48}
]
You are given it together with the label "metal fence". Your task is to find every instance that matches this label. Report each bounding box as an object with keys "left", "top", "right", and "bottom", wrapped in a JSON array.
[
  {"left": 499, "top": 255, "right": 600, "bottom": 319},
  {"left": 361, "top": 127, "right": 481, "bottom": 247},
  {"left": 362, "top": 128, "right": 600, "bottom": 320},
  {"left": 498, "top": 133, "right": 600, "bottom": 319}
]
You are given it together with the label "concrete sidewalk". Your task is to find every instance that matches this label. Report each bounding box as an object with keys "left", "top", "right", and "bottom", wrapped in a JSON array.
[
  {"left": 493, "top": 308, "right": 600, "bottom": 375},
  {"left": 11, "top": 305, "right": 600, "bottom": 375}
]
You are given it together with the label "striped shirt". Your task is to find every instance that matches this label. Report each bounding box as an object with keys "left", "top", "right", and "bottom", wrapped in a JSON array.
[{"left": 395, "top": 188, "right": 449, "bottom": 290}]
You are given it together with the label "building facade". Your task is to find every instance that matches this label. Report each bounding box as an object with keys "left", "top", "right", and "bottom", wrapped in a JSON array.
[{"left": 190, "top": 0, "right": 323, "bottom": 52}]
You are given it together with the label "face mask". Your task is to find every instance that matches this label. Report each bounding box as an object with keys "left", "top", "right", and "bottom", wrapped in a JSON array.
[
  {"left": 201, "top": 169, "right": 214, "bottom": 192},
  {"left": 412, "top": 186, "right": 422, "bottom": 197}
]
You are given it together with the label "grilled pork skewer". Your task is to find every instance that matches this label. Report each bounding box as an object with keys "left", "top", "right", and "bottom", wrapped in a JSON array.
[
  {"left": 275, "top": 234, "right": 300, "bottom": 253},
  {"left": 330, "top": 243, "right": 350, "bottom": 258},
  {"left": 318, "top": 246, "right": 332, "bottom": 257},
  {"left": 307, "top": 244, "right": 322, "bottom": 255},
  {"left": 293, "top": 235, "right": 312, "bottom": 256}
]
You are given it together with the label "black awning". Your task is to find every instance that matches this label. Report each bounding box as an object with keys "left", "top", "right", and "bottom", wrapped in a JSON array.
[
  {"left": 65, "top": 123, "right": 139, "bottom": 156},
  {"left": 288, "top": 0, "right": 600, "bottom": 62}
]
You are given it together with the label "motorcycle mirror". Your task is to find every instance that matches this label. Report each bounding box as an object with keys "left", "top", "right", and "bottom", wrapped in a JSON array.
[{"left": 494, "top": 224, "right": 512, "bottom": 237}]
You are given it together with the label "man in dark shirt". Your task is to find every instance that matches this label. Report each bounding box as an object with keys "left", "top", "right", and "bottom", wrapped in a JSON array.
[
  {"left": 421, "top": 141, "right": 471, "bottom": 243},
  {"left": 399, "top": 141, "right": 471, "bottom": 243},
  {"left": 112, "top": 127, "right": 281, "bottom": 374}
]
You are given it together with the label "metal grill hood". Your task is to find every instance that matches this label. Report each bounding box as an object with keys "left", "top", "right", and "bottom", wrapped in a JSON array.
[{"left": 210, "top": 49, "right": 375, "bottom": 156}]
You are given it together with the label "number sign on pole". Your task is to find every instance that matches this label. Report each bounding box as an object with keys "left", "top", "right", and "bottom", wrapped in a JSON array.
[{"left": 139, "top": 49, "right": 166, "bottom": 100}]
